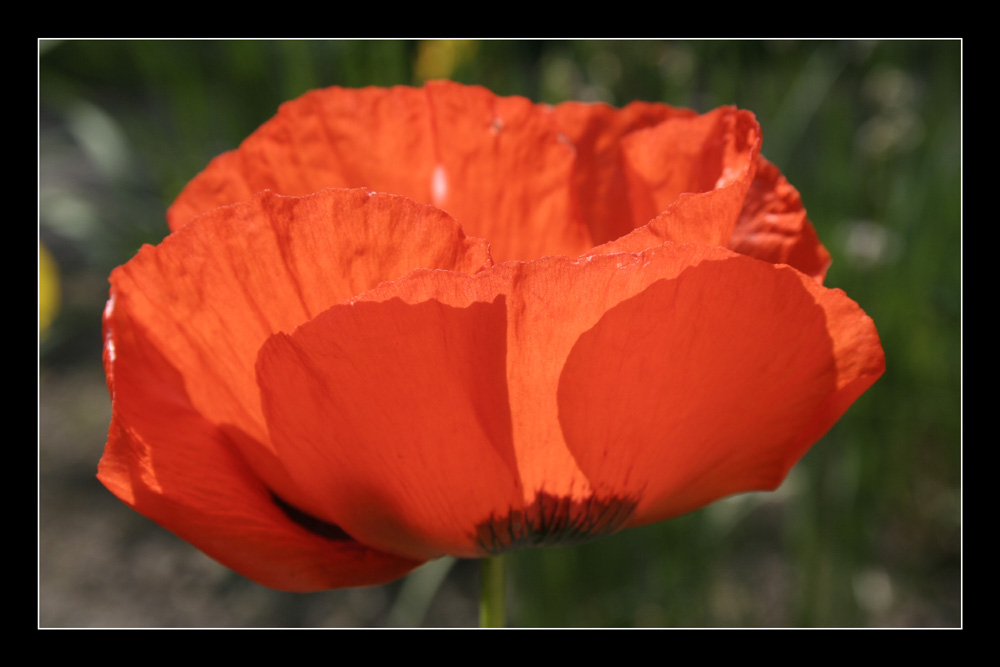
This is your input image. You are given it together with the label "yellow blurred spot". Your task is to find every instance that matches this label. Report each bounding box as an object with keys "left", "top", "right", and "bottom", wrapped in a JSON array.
[
  {"left": 39, "top": 243, "right": 60, "bottom": 338},
  {"left": 415, "top": 40, "right": 478, "bottom": 81}
]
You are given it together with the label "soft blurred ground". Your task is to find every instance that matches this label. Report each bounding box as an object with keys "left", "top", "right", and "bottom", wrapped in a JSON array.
[{"left": 39, "top": 39, "right": 961, "bottom": 627}]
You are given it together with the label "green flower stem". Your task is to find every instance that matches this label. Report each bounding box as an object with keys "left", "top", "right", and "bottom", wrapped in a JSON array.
[{"left": 479, "top": 555, "right": 506, "bottom": 628}]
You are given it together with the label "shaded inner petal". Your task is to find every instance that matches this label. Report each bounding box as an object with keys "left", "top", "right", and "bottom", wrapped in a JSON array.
[{"left": 270, "top": 492, "right": 354, "bottom": 542}]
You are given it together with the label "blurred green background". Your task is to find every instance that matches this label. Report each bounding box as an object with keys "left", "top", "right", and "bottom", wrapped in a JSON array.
[{"left": 38, "top": 39, "right": 960, "bottom": 627}]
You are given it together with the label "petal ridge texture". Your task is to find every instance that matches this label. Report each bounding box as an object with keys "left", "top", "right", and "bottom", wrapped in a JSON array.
[{"left": 100, "top": 82, "right": 884, "bottom": 591}]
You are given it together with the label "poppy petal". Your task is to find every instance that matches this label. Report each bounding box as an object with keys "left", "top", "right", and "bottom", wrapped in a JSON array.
[
  {"left": 257, "top": 289, "right": 522, "bottom": 561},
  {"left": 551, "top": 100, "right": 696, "bottom": 247},
  {"left": 99, "top": 296, "right": 422, "bottom": 592},
  {"left": 554, "top": 246, "right": 884, "bottom": 526},
  {"left": 167, "top": 87, "right": 439, "bottom": 230},
  {"left": 169, "top": 82, "right": 593, "bottom": 261},
  {"left": 619, "top": 107, "right": 761, "bottom": 245},
  {"left": 729, "top": 157, "right": 832, "bottom": 281},
  {"left": 256, "top": 243, "right": 882, "bottom": 559},
  {"left": 588, "top": 108, "right": 762, "bottom": 257},
  {"left": 107, "top": 188, "right": 490, "bottom": 527},
  {"left": 420, "top": 83, "right": 591, "bottom": 261},
  {"left": 168, "top": 84, "right": 808, "bottom": 270}
]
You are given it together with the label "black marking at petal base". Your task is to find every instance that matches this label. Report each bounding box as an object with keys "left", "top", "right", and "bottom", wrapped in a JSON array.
[
  {"left": 474, "top": 491, "right": 639, "bottom": 555},
  {"left": 270, "top": 492, "right": 354, "bottom": 542}
]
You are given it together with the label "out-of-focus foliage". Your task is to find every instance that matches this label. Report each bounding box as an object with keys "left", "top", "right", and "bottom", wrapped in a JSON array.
[{"left": 39, "top": 39, "right": 960, "bottom": 627}]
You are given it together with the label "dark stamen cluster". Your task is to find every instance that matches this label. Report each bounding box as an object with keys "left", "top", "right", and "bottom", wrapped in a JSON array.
[{"left": 474, "top": 491, "right": 638, "bottom": 555}]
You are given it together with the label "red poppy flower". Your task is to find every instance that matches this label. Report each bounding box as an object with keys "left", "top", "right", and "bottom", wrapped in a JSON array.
[{"left": 99, "top": 82, "right": 884, "bottom": 591}]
